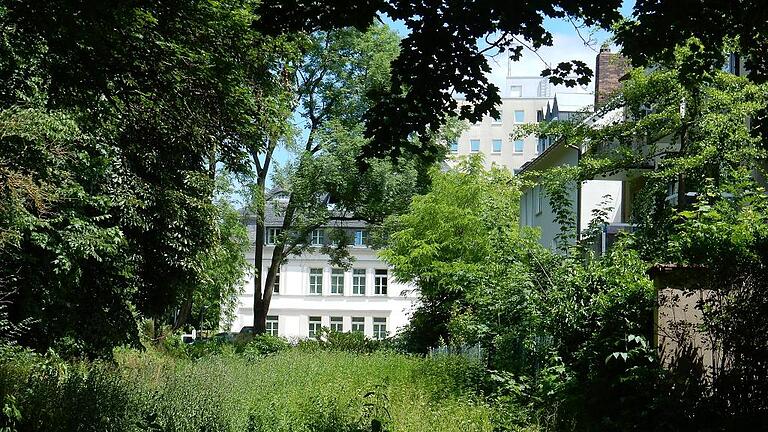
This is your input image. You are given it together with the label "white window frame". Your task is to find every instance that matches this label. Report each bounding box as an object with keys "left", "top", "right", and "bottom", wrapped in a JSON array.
[
  {"left": 534, "top": 185, "right": 543, "bottom": 215},
  {"left": 266, "top": 315, "right": 279, "bottom": 336},
  {"left": 351, "top": 317, "right": 365, "bottom": 333},
  {"left": 352, "top": 269, "right": 366, "bottom": 295},
  {"left": 310, "top": 229, "right": 325, "bottom": 246},
  {"left": 373, "top": 317, "right": 387, "bottom": 340},
  {"left": 272, "top": 267, "right": 280, "bottom": 294},
  {"left": 514, "top": 139, "right": 524, "bottom": 153},
  {"left": 330, "top": 316, "right": 343, "bottom": 332},
  {"left": 514, "top": 110, "right": 525, "bottom": 123},
  {"left": 449, "top": 140, "right": 458, "bottom": 153},
  {"left": 492, "top": 139, "right": 502, "bottom": 154},
  {"left": 308, "top": 316, "right": 322, "bottom": 338},
  {"left": 265, "top": 228, "right": 282, "bottom": 245},
  {"left": 309, "top": 268, "right": 323, "bottom": 295},
  {"left": 470, "top": 139, "right": 480, "bottom": 153},
  {"left": 509, "top": 85, "right": 523, "bottom": 98},
  {"left": 374, "top": 269, "right": 388, "bottom": 295},
  {"left": 330, "top": 269, "right": 344, "bottom": 295},
  {"left": 354, "top": 230, "right": 368, "bottom": 247}
]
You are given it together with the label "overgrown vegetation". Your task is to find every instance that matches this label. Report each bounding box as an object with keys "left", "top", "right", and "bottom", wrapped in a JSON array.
[{"left": 0, "top": 342, "right": 498, "bottom": 432}]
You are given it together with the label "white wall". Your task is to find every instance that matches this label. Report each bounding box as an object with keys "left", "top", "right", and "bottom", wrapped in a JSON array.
[{"left": 231, "top": 246, "right": 417, "bottom": 340}]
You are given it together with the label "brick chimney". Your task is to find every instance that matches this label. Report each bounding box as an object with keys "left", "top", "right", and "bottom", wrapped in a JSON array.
[{"left": 594, "top": 44, "right": 630, "bottom": 108}]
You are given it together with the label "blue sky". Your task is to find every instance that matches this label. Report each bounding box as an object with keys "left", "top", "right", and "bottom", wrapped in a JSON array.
[{"left": 270, "top": 1, "right": 636, "bottom": 177}]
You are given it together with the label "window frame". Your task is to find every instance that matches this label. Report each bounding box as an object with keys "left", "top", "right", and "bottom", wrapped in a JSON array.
[
  {"left": 514, "top": 110, "right": 525, "bottom": 123},
  {"left": 449, "top": 140, "right": 458, "bottom": 153},
  {"left": 352, "top": 269, "right": 366, "bottom": 295},
  {"left": 266, "top": 315, "right": 279, "bottom": 337},
  {"left": 374, "top": 269, "right": 388, "bottom": 295},
  {"left": 354, "top": 230, "right": 368, "bottom": 247},
  {"left": 330, "top": 268, "right": 344, "bottom": 295},
  {"left": 310, "top": 229, "right": 325, "bottom": 246},
  {"left": 309, "top": 268, "right": 323, "bottom": 295},
  {"left": 265, "top": 228, "right": 282, "bottom": 245},
  {"left": 492, "top": 139, "right": 502, "bottom": 153},
  {"left": 373, "top": 317, "right": 387, "bottom": 340},
  {"left": 330, "top": 316, "right": 343, "bottom": 332},
  {"left": 470, "top": 139, "right": 480, "bottom": 153},
  {"left": 351, "top": 317, "right": 365, "bottom": 333},
  {"left": 514, "top": 139, "right": 524, "bottom": 153},
  {"left": 308, "top": 316, "right": 322, "bottom": 338}
]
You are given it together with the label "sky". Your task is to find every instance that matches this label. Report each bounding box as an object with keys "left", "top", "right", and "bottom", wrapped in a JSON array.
[{"left": 269, "top": 1, "right": 636, "bottom": 179}]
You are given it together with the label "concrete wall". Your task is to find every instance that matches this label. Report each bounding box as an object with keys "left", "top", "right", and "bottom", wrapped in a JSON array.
[
  {"left": 450, "top": 97, "right": 550, "bottom": 171},
  {"left": 231, "top": 245, "right": 417, "bottom": 340}
]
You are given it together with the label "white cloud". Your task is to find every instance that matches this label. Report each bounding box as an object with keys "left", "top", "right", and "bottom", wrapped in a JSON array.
[{"left": 485, "top": 32, "right": 604, "bottom": 93}]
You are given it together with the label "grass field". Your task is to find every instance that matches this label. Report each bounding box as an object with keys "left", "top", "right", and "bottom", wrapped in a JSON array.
[{"left": 1, "top": 347, "right": 498, "bottom": 432}]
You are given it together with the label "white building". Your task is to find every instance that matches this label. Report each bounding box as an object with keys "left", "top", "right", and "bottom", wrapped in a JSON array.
[
  {"left": 230, "top": 201, "right": 416, "bottom": 340},
  {"left": 449, "top": 74, "right": 592, "bottom": 173}
]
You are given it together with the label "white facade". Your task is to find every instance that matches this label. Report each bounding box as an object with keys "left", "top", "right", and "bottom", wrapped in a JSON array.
[
  {"left": 230, "top": 225, "right": 416, "bottom": 340},
  {"left": 449, "top": 77, "right": 592, "bottom": 172}
]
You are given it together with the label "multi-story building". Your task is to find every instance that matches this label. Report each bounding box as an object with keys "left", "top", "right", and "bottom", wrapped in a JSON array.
[
  {"left": 449, "top": 73, "right": 593, "bottom": 173},
  {"left": 229, "top": 196, "right": 416, "bottom": 340}
]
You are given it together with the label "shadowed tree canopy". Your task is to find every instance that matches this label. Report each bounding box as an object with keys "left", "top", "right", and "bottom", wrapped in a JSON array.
[{"left": 256, "top": 0, "right": 768, "bottom": 164}]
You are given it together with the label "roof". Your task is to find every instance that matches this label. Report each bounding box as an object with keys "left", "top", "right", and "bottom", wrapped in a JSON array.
[
  {"left": 518, "top": 105, "right": 625, "bottom": 176},
  {"left": 553, "top": 92, "right": 594, "bottom": 113},
  {"left": 241, "top": 200, "right": 368, "bottom": 230}
]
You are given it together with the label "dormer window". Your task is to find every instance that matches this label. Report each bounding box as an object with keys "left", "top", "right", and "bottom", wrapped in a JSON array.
[
  {"left": 265, "top": 228, "right": 282, "bottom": 245},
  {"left": 354, "top": 230, "right": 368, "bottom": 247},
  {"left": 311, "top": 229, "right": 325, "bottom": 246}
]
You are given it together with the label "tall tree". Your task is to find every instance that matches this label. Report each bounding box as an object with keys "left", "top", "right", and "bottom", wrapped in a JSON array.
[{"left": 244, "top": 25, "right": 455, "bottom": 333}]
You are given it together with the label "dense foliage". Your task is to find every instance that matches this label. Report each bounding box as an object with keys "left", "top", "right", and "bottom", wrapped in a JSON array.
[{"left": 0, "top": 345, "right": 496, "bottom": 432}]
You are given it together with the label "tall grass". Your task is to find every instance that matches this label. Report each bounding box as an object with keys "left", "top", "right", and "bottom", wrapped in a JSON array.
[{"left": 1, "top": 347, "right": 495, "bottom": 432}]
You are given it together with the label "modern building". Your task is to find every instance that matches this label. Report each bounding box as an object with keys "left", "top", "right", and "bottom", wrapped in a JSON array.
[
  {"left": 449, "top": 72, "right": 592, "bottom": 173},
  {"left": 229, "top": 196, "right": 416, "bottom": 340}
]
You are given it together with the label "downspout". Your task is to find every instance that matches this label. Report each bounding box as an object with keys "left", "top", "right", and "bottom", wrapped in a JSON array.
[{"left": 565, "top": 141, "right": 582, "bottom": 240}]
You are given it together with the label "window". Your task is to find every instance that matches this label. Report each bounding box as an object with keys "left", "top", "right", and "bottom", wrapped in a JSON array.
[
  {"left": 309, "top": 268, "right": 323, "bottom": 294},
  {"left": 308, "top": 316, "right": 321, "bottom": 338},
  {"left": 538, "top": 136, "right": 547, "bottom": 153},
  {"left": 331, "top": 269, "right": 344, "bottom": 294},
  {"left": 352, "top": 269, "right": 366, "bottom": 295},
  {"left": 351, "top": 317, "right": 365, "bottom": 333},
  {"left": 470, "top": 139, "right": 480, "bottom": 153},
  {"left": 492, "top": 111, "right": 502, "bottom": 124},
  {"left": 354, "top": 230, "right": 368, "bottom": 247},
  {"left": 311, "top": 229, "right": 325, "bottom": 246},
  {"left": 272, "top": 267, "right": 280, "bottom": 294},
  {"left": 265, "top": 228, "right": 282, "bottom": 245},
  {"left": 534, "top": 185, "right": 543, "bottom": 215},
  {"left": 509, "top": 85, "right": 522, "bottom": 98},
  {"left": 514, "top": 139, "right": 524, "bottom": 153},
  {"left": 373, "top": 317, "right": 387, "bottom": 340},
  {"left": 449, "top": 140, "right": 458, "bottom": 153},
  {"left": 537, "top": 185, "right": 543, "bottom": 214},
  {"left": 266, "top": 315, "right": 279, "bottom": 336},
  {"left": 492, "top": 139, "right": 502, "bottom": 153},
  {"left": 374, "top": 269, "right": 388, "bottom": 295},
  {"left": 514, "top": 110, "right": 525, "bottom": 123},
  {"left": 330, "top": 316, "right": 343, "bottom": 332}
]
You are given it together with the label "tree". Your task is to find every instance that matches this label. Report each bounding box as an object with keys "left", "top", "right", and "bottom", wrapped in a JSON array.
[
  {"left": 379, "top": 157, "right": 537, "bottom": 354},
  {"left": 243, "top": 25, "right": 455, "bottom": 333},
  {"left": 0, "top": 0, "right": 287, "bottom": 355},
  {"left": 255, "top": 1, "right": 768, "bottom": 165}
]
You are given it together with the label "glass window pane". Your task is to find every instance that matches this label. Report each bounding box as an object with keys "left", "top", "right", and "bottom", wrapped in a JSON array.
[
  {"left": 492, "top": 139, "right": 502, "bottom": 153},
  {"left": 514, "top": 140, "right": 524, "bottom": 153},
  {"left": 470, "top": 139, "right": 480, "bottom": 152},
  {"left": 514, "top": 110, "right": 525, "bottom": 123}
]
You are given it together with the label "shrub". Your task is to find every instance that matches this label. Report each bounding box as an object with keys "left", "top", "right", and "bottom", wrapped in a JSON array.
[{"left": 242, "top": 334, "right": 290, "bottom": 358}]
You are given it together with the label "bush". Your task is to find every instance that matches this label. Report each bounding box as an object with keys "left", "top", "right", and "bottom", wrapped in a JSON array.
[{"left": 242, "top": 334, "right": 290, "bottom": 358}]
